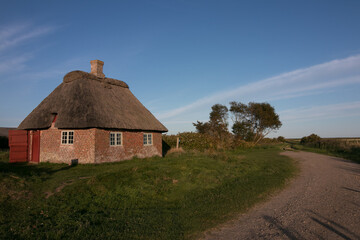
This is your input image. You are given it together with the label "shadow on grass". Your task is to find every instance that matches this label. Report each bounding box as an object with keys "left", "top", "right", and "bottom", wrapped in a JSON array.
[{"left": 0, "top": 161, "right": 76, "bottom": 178}]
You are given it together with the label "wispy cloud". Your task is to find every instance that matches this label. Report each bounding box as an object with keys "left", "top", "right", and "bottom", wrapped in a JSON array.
[
  {"left": 158, "top": 54, "right": 360, "bottom": 120},
  {"left": 280, "top": 101, "right": 360, "bottom": 122},
  {"left": 0, "top": 23, "right": 54, "bottom": 52},
  {"left": 0, "top": 22, "right": 56, "bottom": 77},
  {"left": 0, "top": 23, "right": 28, "bottom": 42},
  {"left": 0, "top": 54, "right": 30, "bottom": 73}
]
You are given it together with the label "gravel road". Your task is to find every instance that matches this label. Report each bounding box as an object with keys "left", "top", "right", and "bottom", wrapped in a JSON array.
[{"left": 202, "top": 151, "right": 360, "bottom": 240}]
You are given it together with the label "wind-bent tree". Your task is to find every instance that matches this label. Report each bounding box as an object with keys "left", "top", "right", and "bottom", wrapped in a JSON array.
[
  {"left": 193, "top": 104, "right": 229, "bottom": 142},
  {"left": 230, "top": 101, "right": 282, "bottom": 145},
  {"left": 232, "top": 121, "right": 254, "bottom": 141},
  {"left": 194, "top": 102, "right": 281, "bottom": 146},
  {"left": 192, "top": 121, "right": 211, "bottom": 134}
]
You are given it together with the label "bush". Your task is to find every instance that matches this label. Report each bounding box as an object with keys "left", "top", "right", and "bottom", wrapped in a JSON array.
[
  {"left": 163, "top": 132, "right": 256, "bottom": 152},
  {"left": 300, "top": 134, "right": 321, "bottom": 145},
  {"left": 277, "top": 136, "right": 285, "bottom": 142},
  {"left": 299, "top": 136, "right": 360, "bottom": 163},
  {"left": 231, "top": 138, "right": 253, "bottom": 149},
  {"left": 163, "top": 132, "right": 218, "bottom": 151},
  {"left": 259, "top": 138, "right": 278, "bottom": 144}
]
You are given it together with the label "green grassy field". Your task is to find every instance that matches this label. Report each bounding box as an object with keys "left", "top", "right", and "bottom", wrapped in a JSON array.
[
  {"left": 287, "top": 138, "right": 360, "bottom": 164},
  {"left": 0, "top": 147, "right": 296, "bottom": 239}
]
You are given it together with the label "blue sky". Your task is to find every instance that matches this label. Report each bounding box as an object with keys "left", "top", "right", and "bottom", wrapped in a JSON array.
[{"left": 1, "top": 0, "right": 360, "bottom": 138}]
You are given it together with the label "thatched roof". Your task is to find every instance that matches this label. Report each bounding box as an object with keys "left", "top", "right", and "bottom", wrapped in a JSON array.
[{"left": 18, "top": 70, "right": 168, "bottom": 132}]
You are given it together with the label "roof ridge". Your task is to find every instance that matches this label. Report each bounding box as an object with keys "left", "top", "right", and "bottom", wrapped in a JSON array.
[{"left": 63, "top": 70, "right": 129, "bottom": 88}]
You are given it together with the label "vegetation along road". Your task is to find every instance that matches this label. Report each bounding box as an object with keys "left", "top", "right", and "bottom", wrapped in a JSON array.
[{"left": 202, "top": 151, "right": 360, "bottom": 240}]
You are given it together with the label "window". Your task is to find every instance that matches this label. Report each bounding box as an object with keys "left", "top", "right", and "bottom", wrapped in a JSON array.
[
  {"left": 110, "top": 132, "right": 122, "bottom": 146},
  {"left": 143, "top": 133, "right": 152, "bottom": 145},
  {"left": 61, "top": 131, "right": 74, "bottom": 145}
]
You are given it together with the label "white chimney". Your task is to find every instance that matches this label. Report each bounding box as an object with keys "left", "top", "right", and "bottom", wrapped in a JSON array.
[{"left": 90, "top": 60, "right": 105, "bottom": 78}]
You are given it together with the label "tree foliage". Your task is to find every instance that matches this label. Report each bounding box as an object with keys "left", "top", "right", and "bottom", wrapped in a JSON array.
[
  {"left": 193, "top": 104, "right": 230, "bottom": 146},
  {"left": 277, "top": 136, "right": 285, "bottom": 142},
  {"left": 194, "top": 101, "right": 282, "bottom": 146},
  {"left": 230, "top": 102, "right": 282, "bottom": 144},
  {"left": 232, "top": 121, "right": 254, "bottom": 141},
  {"left": 300, "top": 133, "right": 321, "bottom": 144},
  {"left": 192, "top": 121, "right": 210, "bottom": 134}
]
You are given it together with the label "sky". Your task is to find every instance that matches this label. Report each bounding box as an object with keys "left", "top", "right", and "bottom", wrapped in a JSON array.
[{"left": 1, "top": 0, "right": 360, "bottom": 138}]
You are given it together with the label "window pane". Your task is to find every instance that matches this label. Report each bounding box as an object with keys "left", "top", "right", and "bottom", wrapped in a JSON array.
[
  {"left": 116, "top": 133, "right": 121, "bottom": 145},
  {"left": 148, "top": 134, "right": 152, "bottom": 145},
  {"left": 110, "top": 133, "right": 115, "bottom": 145},
  {"left": 143, "top": 134, "right": 147, "bottom": 145},
  {"left": 68, "top": 132, "right": 74, "bottom": 144},
  {"left": 62, "top": 132, "right": 67, "bottom": 144}
]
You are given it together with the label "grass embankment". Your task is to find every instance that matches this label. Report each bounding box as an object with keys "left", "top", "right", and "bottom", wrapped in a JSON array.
[
  {"left": 0, "top": 147, "right": 296, "bottom": 239},
  {"left": 290, "top": 141, "right": 360, "bottom": 164}
]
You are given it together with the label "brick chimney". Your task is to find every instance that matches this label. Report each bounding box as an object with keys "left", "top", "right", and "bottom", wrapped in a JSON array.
[{"left": 90, "top": 60, "right": 105, "bottom": 78}]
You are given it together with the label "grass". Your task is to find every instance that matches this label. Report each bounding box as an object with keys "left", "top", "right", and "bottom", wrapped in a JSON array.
[
  {"left": 290, "top": 141, "right": 360, "bottom": 164},
  {"left": 0, "top": 146, "right": 296, "bottom": 239}
]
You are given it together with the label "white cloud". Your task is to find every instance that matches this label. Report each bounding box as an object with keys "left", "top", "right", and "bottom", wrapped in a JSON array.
[
  {"left": 280, "top": 101, "right": 360, "bottom": 122},
  {"left": 0, "top": 23, "right": 28, "bottom": 42},
  {"left": 158, "top": 54, "right": 360, "bottom": 120},
  {"left": 0, "top": 22, "right": 58, "bottom": 78},
  {"left": 0, "top": 23, "right": 54, "bottom": 52},
  {"left": 0, "top": 55, "right": 30, "bottom": 73}
]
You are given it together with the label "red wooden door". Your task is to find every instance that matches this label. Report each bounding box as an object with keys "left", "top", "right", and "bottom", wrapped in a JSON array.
[
  {"left": 31, "top": 131, "right": 40, "bottom": 163},
  {"left": 9, "top": 130, "right": 28, "bottom": 163}
]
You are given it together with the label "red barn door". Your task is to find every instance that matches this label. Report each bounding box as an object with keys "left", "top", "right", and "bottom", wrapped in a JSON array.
[
  {"left": 9, "top": 130, "right": 29, "bottom": 163},
  {"left": 31, "top": 131, "right": 40, "bottom": 163},
  {"left": 9, "top": 130, "right": 41, "bottom": 163}
]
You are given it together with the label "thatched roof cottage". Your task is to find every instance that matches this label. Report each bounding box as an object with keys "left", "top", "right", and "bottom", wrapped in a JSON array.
[{"left": 10, "top": 60, "right": 167, "bottom": 163}]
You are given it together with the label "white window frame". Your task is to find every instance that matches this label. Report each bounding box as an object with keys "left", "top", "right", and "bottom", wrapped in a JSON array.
[
  {"left": 143, "top": 133, "right": 153, "bottom": 146},
  {"left": 110, "top": 132, "right": 122, "bottom": 146},
  {"left": 61, "top": 131, "right": 74, "bottom": 145}
]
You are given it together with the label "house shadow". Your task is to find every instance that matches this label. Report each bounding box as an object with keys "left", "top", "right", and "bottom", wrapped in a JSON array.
[
  {"left": 0, "top": 161, "right": 77, "bottom": 179},
  {"left": 162, "top": 140, "right": 171, "bottom": 157}
]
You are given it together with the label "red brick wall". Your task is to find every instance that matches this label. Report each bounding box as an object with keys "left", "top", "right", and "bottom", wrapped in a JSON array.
[
  {"left": 40, "top": 128, "right": 96, "bottom": 164},
  {"left": 95, "top": 129, "right": 162, "bottom": 163},
  {"left": 39, "top": 128, "right": 163, "bottom": 164}
]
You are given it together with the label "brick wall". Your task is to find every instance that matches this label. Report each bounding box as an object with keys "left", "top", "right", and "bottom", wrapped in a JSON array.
[
  {"left": 40, "top": 128, "right": 96, "bottom": 164},
  {"left": 39, "top": 128, "right": 163, "bottom": 164},
  {"left": 95, "top": 129, "right": 162, "bottom": 163}
]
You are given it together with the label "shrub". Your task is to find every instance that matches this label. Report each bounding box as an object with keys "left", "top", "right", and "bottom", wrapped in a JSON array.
[
  {"left": 298, "top": 136, "right": 360, "bottom": 163},
  {"left": 163, "top": 132, "right": 217, "bottom": 151},
  {"left": 231, "top": 138, "right": 253, "bottom": 149},
  {"left": 259, "top": 138, "right": 278, "bottom": 144},
  {"left": 163, "top": 132, "right": 255, "bottom": 152},
  {"left": 277, "top": 136, "right": 285, "bottom": 142},
  {"left": 300, "top": 134, "right": 321, "bottom": 145}
]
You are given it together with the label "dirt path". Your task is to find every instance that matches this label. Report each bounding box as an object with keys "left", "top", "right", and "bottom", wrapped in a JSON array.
[{"left": 202, "top": 151, "right": 360, "bottom": 240}]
